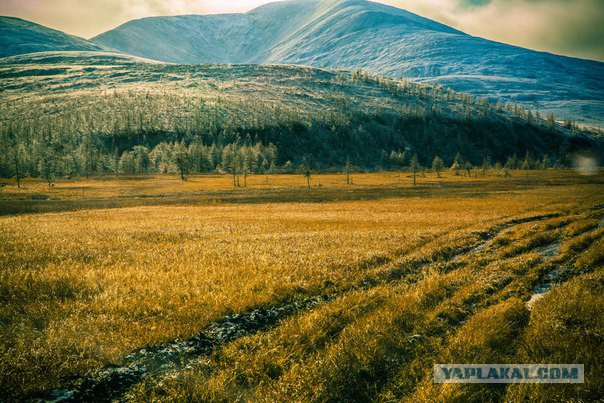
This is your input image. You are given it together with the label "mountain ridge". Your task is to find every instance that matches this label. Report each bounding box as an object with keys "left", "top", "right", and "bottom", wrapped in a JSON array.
[
  {"left": 2, "top": 51, "right": 601, "bottom": 180},
  {"left": 0, "top": 16, "right": 106, "bottom": 57},
  {"left": 2, "top": 0, "right": 603, "bottom": 126},
  {"left": 89, "top": 0, "right": 604, "bottom": 126}
]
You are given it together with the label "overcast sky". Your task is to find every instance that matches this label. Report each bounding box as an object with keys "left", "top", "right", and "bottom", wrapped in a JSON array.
[{"left": 2, "top": 0, "right": 603, "bottom": 62}]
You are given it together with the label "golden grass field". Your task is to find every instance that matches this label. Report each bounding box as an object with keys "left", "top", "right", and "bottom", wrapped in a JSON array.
[{"left": 0, "top": 170, "right": 603, "bottom": 401}]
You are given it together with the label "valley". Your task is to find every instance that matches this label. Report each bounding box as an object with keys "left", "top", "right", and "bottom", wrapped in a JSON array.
[
  {"left": 0, "top": 171, "right": 602, "bottom": 401},
  {"left": 1, "top": 1, "right": 603, "bottom": 400}
]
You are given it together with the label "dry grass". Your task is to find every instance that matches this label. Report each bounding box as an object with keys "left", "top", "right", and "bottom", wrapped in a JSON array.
[
  {"left": 505, "top": 269, "right": 604, "bottom": 401},
  {"left": 0, "top": 169, "right": 599, "bottom": 202},
  {"left": 0, "top": 171, "right": 603, "bottom": 400}
]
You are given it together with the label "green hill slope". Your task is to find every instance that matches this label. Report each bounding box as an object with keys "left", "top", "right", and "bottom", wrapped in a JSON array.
[
  {"left": 0, "top": 17, "right": 105, "bottom": 57},
  {"left": 0, "top": 52, "right": 600, "bottom": 180}
]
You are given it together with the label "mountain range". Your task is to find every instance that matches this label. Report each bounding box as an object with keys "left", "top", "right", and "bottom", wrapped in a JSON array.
[{"left": 1, "top": 0, "right": 603, "bottom": 126}]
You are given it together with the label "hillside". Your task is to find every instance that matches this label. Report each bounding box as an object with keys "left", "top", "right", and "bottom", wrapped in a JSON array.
[
  {"left": 1, "top": 51, "right": 600, "bottom": 181},
  {"left": 0, "top": 16, "right": 105, "bottom": 57},
  {"left": 90, "top": 0, "right": 604, "bottom": 126}
]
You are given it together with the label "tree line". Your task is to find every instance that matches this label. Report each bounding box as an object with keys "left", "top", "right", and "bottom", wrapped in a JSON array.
[{"left": 1, "top": 65, "right": 601, "bottom": 186}]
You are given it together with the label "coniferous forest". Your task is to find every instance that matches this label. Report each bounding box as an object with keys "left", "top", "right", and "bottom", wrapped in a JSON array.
[{"left": 1, "top": 53, "right": 602, "bottom": 184}]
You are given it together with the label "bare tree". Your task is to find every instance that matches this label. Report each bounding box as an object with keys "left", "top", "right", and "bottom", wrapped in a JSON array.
[
  {"left": 299, "top": 164, "right": 312, "bottom": 189},
  {"left": 410, "top": 153, "right": 420, "bottom": 186},
  {"left": 345, "top": 156, "right": 353, "bottom": 185}
]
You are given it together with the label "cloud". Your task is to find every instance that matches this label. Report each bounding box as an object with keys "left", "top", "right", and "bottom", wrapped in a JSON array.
[
  {"left": 456, "top": 0, "right": 604, "bottom": 60},
  {"left": 381, "top": 0, "right": 604, "bottom": 61},
  {"left": 458, "top": 0, "right": 491, "bottom": 9},
  {"left": 2, "top": 0, "right": 137, "bottom": 37}
]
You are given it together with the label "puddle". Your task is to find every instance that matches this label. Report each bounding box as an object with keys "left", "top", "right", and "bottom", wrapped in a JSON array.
[
  {"left": 527, "top": 242, "right": 561, "bottom": 310},
  {"left": 451, "top": 214, "right": 562, "bottom": 264},
  {"left": 527, "top": 270, "right": 558, "bottom": 309},
  {"left": 534, "top": 242, "right": 561, "bottom": 258}
]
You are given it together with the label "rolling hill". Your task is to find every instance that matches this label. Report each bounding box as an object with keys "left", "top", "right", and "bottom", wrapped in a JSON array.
[
  {"left": 0, "top": 16, "right": 106, "bottom": 57},
  {"left": 90, "top": 0, "right": 604, "bottom": 126},
  {"left": 1, "top": 51, "right": 601, "bottom": 181}
]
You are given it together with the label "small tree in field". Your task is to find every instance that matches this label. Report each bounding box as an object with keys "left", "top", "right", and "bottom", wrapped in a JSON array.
[
  {"left": 464, "top": 161, "right": 473, "bottom": 177},
  {"left": 38, "top": 148, "right": 56, "bottom": 187},
  {"left": 432, "top": 155, "right": 444, "bottom": 178},
  {"left": 299, "top": 164, "right": 312, "bottom": 189},
  {"left": 173, "top": 141, "right": 189, "bottom": 181},
  {"left": 451, "top": 152, "right": 462, "bottom": 175},
  {"left": 410, "top": 153, "right": 420, "bottom": 186},
  {"left": 450, "top": 160, "right": 461, "bottom": 175},
  {"left": 344, "top": 156, "right": 353, "bottom": 185},
  {"left": 221, "top": 144, "right": 240, "bottom": 187}
]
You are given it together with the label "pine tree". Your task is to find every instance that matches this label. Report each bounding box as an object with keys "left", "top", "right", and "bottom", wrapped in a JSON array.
[
  {"left": 118, "top": 151, "right": 135, "bottom": 174},
  {"left": 432, "top": 155, "right": 444, "bottom": 178},
  {"left": 173, "top": 140, "right": 189, "bottom": 181},
  {"left": 132, "top": 146, "right": 150, "bottom": 174}
]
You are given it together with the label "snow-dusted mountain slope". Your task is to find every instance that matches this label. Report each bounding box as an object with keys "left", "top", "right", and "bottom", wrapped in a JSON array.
[
  {"left": 2, "top": 0, "right": 602, "bottom": 125},
  {"left": 90, "top": 0, "right": 604, "bottom": 126},
  {"left": 0, "top": 17, "right": 105, "bottom": 57}
]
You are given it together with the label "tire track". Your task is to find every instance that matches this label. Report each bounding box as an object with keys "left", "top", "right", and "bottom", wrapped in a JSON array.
[
  {"left": 36, "top": 213, "right": 565, "bottom": 402},
  {"left": 40, "top": 296, "right": 332, "bottom": 402},
  {"left": 527, "top": 204, "right": 604, "bottom": 309}
]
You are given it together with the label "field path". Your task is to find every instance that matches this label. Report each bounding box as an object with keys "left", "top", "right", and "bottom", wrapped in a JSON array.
[
  {"left": 41, "top": 212, "right": 589, "bottom": 402},
  {"left": 44, "top": 295, "right": 331, "bottom": 402}
]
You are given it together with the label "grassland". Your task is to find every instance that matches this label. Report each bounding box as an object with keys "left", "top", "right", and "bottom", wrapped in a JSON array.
[{"left": 0, "top": 170, "right": 603, "bottom": 401}]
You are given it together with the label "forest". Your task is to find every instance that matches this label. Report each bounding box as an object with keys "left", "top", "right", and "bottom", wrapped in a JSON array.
[{"left": 1, "top": 54, "right": 602, "bottom": 184}]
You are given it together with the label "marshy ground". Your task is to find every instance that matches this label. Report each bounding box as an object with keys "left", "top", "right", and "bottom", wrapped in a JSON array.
[{"left": 0, "top": 170, "right": 602, "bottom": 401}]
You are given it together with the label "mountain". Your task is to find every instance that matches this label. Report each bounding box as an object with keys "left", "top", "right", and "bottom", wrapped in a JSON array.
[
  {"left": 0, "top": 17, "right": 106, "bottom": 57},
  {"left": 91, "top": 0, "right": 462, "bottom": 64},
  {"left": 91, "top": 0, "right": 604, "bottom": 126}
]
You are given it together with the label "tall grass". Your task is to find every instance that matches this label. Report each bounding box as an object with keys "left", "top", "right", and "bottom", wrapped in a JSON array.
[{"left": 0, "top": 172, "right": 602, "bottom": 400}]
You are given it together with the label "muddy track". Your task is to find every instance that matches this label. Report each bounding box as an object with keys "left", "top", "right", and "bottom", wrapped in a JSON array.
[
  {"left": 36, "top": 212, "right": 568, "bottom": 402},
  {"left": 383, "top": 213, "right": 563, "bottom": 282},
  {"left": 527, "top": 205, "right": 604, "bottom": 308},
  {"left": 40, "top": 295, "right": 332, "bottom": 402}
]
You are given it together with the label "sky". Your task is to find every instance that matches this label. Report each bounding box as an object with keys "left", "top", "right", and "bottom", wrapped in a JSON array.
[{"left": 1, "top": 0, "right": 603, "bottom": 62}]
